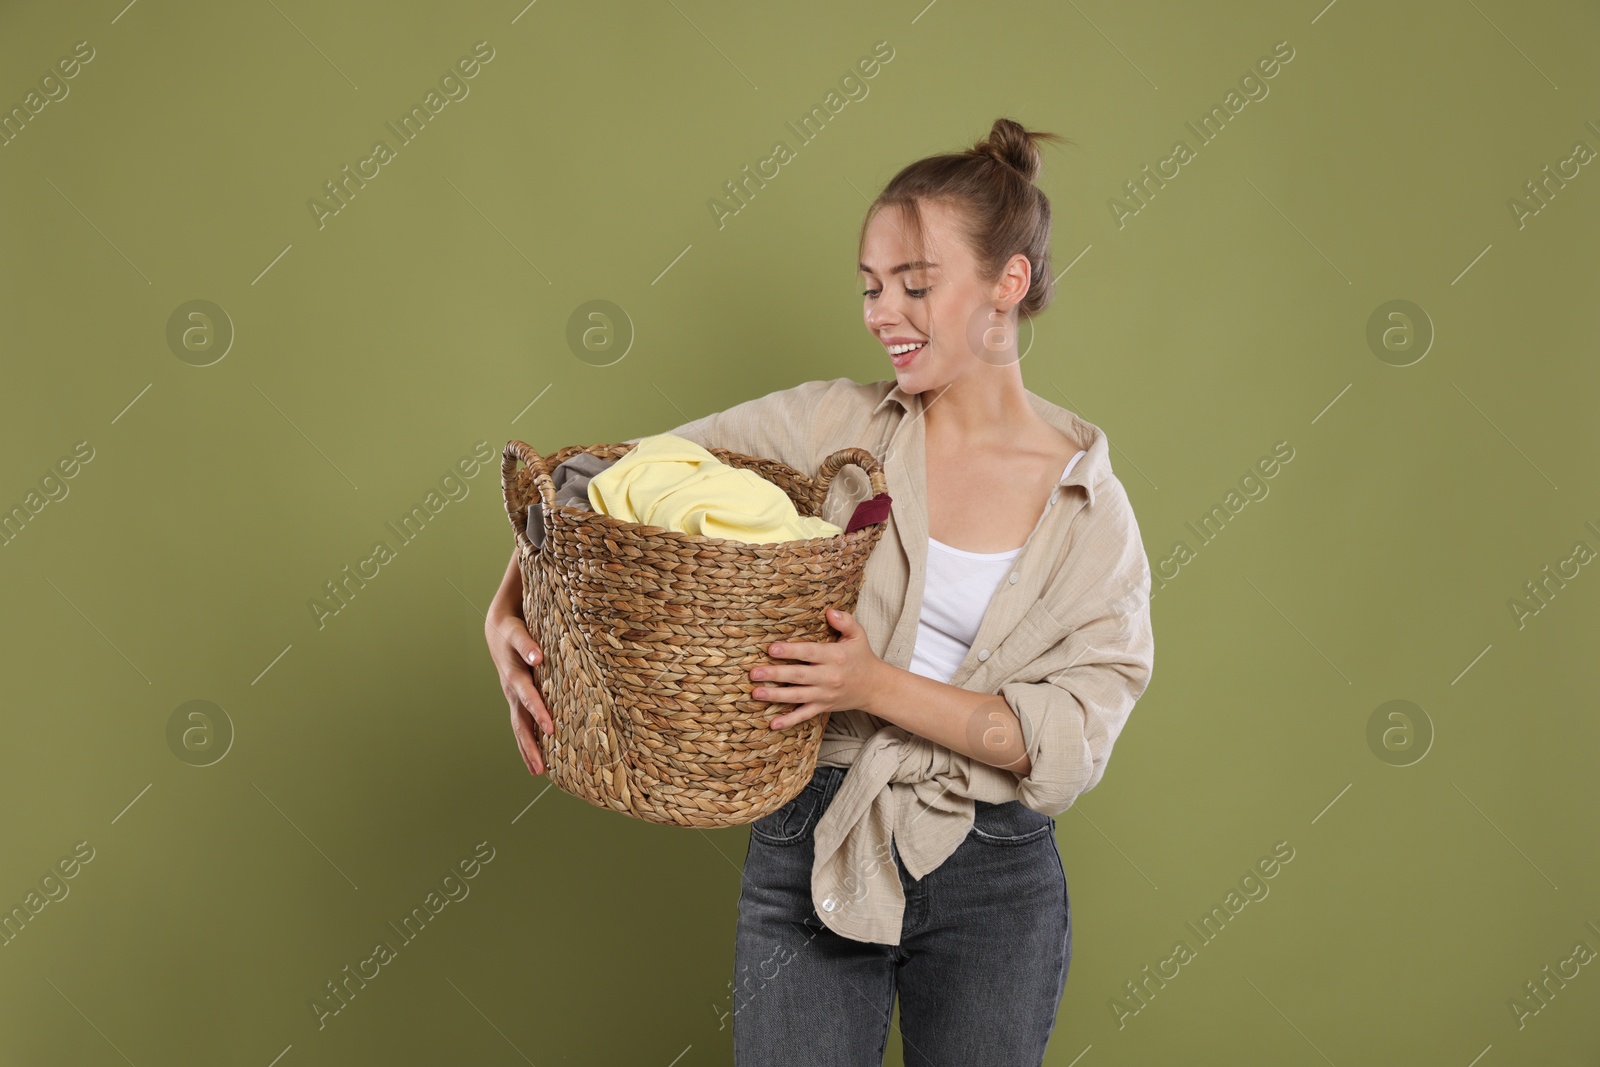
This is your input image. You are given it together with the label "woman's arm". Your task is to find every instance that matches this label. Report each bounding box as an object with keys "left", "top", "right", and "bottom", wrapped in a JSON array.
[
  {"left": 489, "top": 544, "right": 523, "bottom": 623},
  {"left": 996, "top": 483, "right": 1155, "bottom": 815},
  {"left": 868, "top": 481, "right": 1154, "bottom": 809},
  {"left": 752, "top": 608, "right": 1029, "bottom": 772},
  {"left": 864, "top": 671, "right": 1033, "bottom": 775}
]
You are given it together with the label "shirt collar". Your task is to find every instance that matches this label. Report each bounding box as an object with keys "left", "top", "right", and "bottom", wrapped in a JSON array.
[
  {"left": 872, "top": 379, "right": 918, "bottom": 417},
  {"left": 871, "top": 379, "right": 1106, "bottom": 507}
]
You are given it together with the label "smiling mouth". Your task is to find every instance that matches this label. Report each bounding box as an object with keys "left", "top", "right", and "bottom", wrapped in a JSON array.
[{"left": 889, "top": 342, "right": 926, "bottom": 366}]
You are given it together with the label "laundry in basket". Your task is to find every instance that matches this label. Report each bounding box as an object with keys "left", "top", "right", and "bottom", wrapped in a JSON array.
[
  {"left": 501, "top": 437, "right": 891, "bottom": 828},
  {"left": 585, "top": 433, "right": 842, "bottom": 543}
]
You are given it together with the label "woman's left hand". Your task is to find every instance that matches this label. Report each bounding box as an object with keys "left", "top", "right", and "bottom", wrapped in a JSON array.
[{"left": 752, "top": 608, "right": 888, "bottom": 730}]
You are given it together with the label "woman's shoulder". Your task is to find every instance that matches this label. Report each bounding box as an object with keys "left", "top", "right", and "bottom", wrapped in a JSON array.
[
  {"left": 773, "top": 375, "right": 888, "bottom": 401},
  {"left": 1022, "top": 389, "right": 1142, "bottom": 518},
  {"left": 653, "top": 377, "right": 884, "bottom": 473},
  {"left": 743, "top": 376, "right": 896, "bottom": 424},
  {"left": 1022, "top": 391, "right": 1094, "bottom": 465},
  {"left": 739, "top": 375, "right": 874, "bottom": 405}
]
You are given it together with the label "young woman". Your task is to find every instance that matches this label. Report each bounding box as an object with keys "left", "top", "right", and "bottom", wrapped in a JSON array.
[{"left": 484, "top": 117, "right": 1156, "bottom": 1065}]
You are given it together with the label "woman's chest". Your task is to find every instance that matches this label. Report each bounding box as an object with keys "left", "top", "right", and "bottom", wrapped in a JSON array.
[{"left": 923, "top": 448, "right": 1074, "bottom": 554}]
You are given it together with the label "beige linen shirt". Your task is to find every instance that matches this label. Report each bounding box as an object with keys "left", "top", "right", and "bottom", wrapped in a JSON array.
[{"left": 638, "top": 375, "right": 1155, "bottom": 945}]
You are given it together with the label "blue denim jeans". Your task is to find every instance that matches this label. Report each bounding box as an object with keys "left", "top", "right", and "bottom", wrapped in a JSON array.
[{"left": 732, "top": 764, "right": 1072, "bottom": 1066}]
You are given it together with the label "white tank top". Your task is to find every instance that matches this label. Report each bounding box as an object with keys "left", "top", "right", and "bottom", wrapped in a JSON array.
[{"left": 908, "top": 451, "right": 1087, "bottom": 684}]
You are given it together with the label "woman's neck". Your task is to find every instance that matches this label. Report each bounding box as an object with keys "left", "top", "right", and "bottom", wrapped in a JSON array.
[{"left": 920, "top": 370, "right": 1039, "bottom": 451}]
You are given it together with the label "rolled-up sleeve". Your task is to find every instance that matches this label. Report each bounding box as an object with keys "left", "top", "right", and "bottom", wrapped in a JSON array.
[
  {"left": 625, "top": 376, "right": 849, "bottom": 473},
  {"left": 1000, "top": 481, "right": 1155, "bottom": 816}
]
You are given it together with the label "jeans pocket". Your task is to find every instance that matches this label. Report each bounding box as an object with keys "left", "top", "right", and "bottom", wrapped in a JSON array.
[
  {"left": 749, "top": 778, "right": 827, "bottom": 847},
  {"left": 968, "top": 799, "right": 1054, "bottom": 845}
]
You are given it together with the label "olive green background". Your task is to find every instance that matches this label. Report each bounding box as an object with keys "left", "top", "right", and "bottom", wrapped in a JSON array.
[{"left": 2, "top": 0, "right": 1597, "bottom": 1063}]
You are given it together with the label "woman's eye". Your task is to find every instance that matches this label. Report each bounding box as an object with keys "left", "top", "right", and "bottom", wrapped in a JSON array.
[{"left": 860, "top": 285, "right": 930, "bottom": 298}]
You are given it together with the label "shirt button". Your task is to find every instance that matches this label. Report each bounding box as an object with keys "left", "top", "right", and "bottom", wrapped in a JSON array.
[
  {"left": 1008, "top": 572, "right": 1019, "bottom": 584},
  {"left": 977, "top": 649, "right": 990, "bottom": 661},
  {"left": 822, "top": 896, "right": 837, "bottom": 912}
]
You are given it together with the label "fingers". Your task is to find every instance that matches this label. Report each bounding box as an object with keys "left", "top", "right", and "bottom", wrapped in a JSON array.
[
  {"left": 521, "top": 678, "right": 554, "bottom": 737},
  {"left": 488, "top": 612, "right": 544, "bottom": 669},
  {"left": 771, "top": 705, "right": 823, "bottom": 730},
  {"left": 755, "top": 684, "right": 819, "bottom": 705},
  {"left": 750, "top": 662, "right": 785, "bottom": 684},
  {"left": 489, "top": 621, "right": 553, "bottom": 779},
  {"left": 487, "top": 611, "right": 554, "bottom": 741},
  {"left": 765, "top": 640, "right": 825, "bottom": 663},
  {"left": 511, "top": 626, "right": 544, "bottom": 670},
  {"left": 510, "top": 702, "right": 545, "bottom": 776},
  {"left": 502, "top": 669, "right": 554, "bottom": 737}
]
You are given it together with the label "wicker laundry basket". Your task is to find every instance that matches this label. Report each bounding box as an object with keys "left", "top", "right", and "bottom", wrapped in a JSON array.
[{"left": 500, "top": 439, "right": 891, "bottom": 828}]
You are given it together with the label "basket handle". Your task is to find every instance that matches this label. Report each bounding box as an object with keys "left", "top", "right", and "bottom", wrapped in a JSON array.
[
  {"left": 813, "top": 446, "right": 888, "bottom": 499},
  {"left": 502, "top": 440, "right": 558, "bottom": 555}
]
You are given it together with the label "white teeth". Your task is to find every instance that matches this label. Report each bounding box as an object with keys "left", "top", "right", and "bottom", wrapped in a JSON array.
[{"left": 888, "top": 342, "right": 925, "bottom": 355}]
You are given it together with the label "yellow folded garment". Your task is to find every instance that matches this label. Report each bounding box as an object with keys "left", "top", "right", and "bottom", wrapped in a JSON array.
[{"left": 587, "top": 433, "right": 842, "bottom": 544}]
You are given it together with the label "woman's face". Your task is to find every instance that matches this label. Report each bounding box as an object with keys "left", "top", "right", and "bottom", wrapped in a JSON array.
[{"left": 858, "top": 199, "right": 1021, "bottom": 388}]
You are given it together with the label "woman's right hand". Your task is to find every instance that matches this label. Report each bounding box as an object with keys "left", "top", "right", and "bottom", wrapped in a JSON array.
[{"left": 487, "top": 548, "right": 554, "bottom": 776}]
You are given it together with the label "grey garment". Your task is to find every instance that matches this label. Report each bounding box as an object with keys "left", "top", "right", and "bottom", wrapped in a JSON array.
[
  {"left": 525, "top": 451, "right": 618, "bottom": 550},
  {"left": 551, "top": 451, "right": 615, "bottom": 508},
  {"left": 733, "top": 763, "right": 1070, "bottom": 1064}
]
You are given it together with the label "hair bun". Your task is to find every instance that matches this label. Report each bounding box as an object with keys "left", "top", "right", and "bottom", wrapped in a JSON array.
[{"left": 970, "top": 117, "right": 1058, "bottom": 182}]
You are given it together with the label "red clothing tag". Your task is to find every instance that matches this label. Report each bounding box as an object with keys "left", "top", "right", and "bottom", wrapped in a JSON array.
[{"left": 844, "top": 492, "right": 892, "bottom": 533}]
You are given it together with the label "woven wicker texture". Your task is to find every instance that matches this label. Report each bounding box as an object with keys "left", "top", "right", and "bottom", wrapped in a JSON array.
[{"left": 501, "top": 439, "right": 891, "bottom": 828}]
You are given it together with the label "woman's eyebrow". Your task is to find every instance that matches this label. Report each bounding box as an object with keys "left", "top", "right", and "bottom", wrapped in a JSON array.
[{"left": 858, "top": 260, "right": 939, "bottom": 276}]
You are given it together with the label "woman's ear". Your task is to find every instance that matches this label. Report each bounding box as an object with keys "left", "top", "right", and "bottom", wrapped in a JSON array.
[{"left": 993, "top": 251, "right": 1031, "bottom": 310}]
